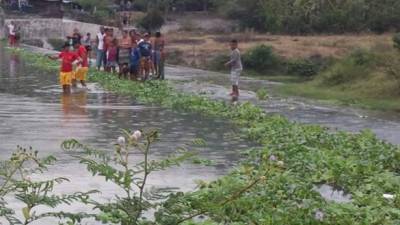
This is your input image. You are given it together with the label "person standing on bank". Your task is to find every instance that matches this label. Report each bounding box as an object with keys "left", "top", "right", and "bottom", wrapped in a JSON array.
[
  {"left": 152, "top": 32, "right": 165, "bottom": 80},
  {"left": 225, "top": 39, "right": 243, "bottom": 98},
  {"left": 96, "top": 26, "right": 106, "bottom": 70},
  {"left": 7, "top": 21, "right": 16, "bottom": 47}
]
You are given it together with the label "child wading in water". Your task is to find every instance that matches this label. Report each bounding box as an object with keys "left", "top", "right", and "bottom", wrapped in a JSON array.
[
  {"left": 225, "top": 39, "right": 243, "bottom": 98},
  {"left": 73, "top": 40, "right": 89, "bottom": 88},
  {"left": 49, "top": 42, "right": 81, "bottom": 94}
]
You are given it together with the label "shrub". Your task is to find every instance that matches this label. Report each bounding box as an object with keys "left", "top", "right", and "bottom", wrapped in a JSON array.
[
  {"left": 349, "top": 48, "right": 377, "bottom": 66},
  {"left": 318, "top": 49, "right": 375, "bottom": 86},
  {"left": 393, "top": 33, "right": 400, "bottom": 51},
  {"left": 256, "top": 88, "right": 269, "bottom": 100},
  {"left": 165, "top": 49, "right": 185, "bottom": 65},
  {"left": 207, "top": 54, "right": 230, "bottom": 71},
  {"left": 242, "top": 45, "right": 282, "bottom": 74},
  {"left": 137, "top": 9, "right": 165, "bottom": 32},
  {"left": 286, "top": 59, "right": 318, "bottom": 77},
  {"left": 286, "top": 55, "right": 331, "bottom": 77},
  {"left": 47, "top": 38, "right": 65, "bottom": 51}
]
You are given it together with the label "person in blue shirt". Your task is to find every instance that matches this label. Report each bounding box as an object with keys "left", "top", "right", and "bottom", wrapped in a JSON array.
[
  {"left": 138, "top": 33, "right": 153, "bottom": 80},
  {"left": 130, "top": 41, "right": 141, "bottom": 80}
]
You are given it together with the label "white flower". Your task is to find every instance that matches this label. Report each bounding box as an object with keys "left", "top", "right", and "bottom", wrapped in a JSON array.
[
  {"left": 269, "top": 155, "right": 277, "bottom": 161},
  {"left": 117, "top": 136, "right": 126, "bottom": 146},
  {"left": 277, "top": 161, "right": 285, "bottom": 167},
  {"left": 314, "top": 210, "right": 324, "bottom": 221},
  {"left": 383, "top": 194, "right": 395, "bottom": 200},
  {"left": 131, "top": 130, "right": 142, "bottom": 141}
]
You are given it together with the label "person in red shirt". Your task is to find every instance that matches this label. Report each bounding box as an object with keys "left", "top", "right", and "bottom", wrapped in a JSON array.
[
  {"left": 73, "top": 40, "right": 89, "bottom": 87},
  {"left": 49, "top": 42, "right": 81, "bottom": 94}
]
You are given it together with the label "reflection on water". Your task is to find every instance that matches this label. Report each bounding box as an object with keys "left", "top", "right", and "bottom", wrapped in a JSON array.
[
  {"left": 9, "top": 53, "right": 19, "bottom": 78},
  {"left": 0, "top": 45, "right": 255, "bottom": 224},
  {"left": 61, "top": 91, "right": 88, "bottom": 119}
]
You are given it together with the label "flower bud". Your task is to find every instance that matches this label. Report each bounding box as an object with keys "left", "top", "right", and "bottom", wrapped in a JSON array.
[
  {"left": 277, "top": 161, "right": 285, "bottom": 167},
  {"left": 269, "top": 155, "right": 277, "bottom": 161},
  {"left": 117, "top": 136, "right": 126, "bottom": 146},
  {"left": 314, "top": 210, "right": 324, "bottom": 221},
  {"left": 131, "top": 130, "right": 142, "bottom": 141}
]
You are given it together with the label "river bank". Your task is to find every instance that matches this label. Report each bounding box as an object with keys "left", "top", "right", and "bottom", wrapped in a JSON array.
[
  {"left": 9, "top": 45, "right": 400, "bottom": 224},
  {"left": 166, "top": 30, "right": 400, "bottom": 112}
]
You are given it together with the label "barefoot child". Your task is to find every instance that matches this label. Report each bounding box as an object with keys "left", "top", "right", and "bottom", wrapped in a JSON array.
[
  {"left": 73, "top": 40, "right": 89, "bottom": 87},
  {"left": 106, "top": 39, "right": 119, "bottom": 73},
  {"left": 225, "top": 40, "right": 243, "bottom": 97},
  {"left": 138, "top": 33, "right": 153, "bottom": 80},
  {"left": 129, "top": 41, "right": 141, "bottom": 80},
  {"left": 49, "top": 42, "right": 81, "bottom": 94}
]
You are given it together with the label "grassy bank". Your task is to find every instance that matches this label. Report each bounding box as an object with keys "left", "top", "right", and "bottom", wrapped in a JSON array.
[
  {"left": 167, "top": 31, "right": 400, "bottom": 111},
  {"left": 10, "top": 48, "right": 400, "bottom": 224},
  {"left": 279, "top": 82, "right": 400, "bottom": 111},
  {"left": 278, "top": 45, "right": 400, "bottom": 111}
]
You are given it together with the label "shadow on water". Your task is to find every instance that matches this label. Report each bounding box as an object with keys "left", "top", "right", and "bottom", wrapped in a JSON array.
[{"left": 0, "top": 45, "right": 257, "bottom": 224}]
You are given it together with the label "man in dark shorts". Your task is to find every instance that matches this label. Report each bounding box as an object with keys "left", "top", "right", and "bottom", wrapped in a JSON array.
[{"left": 138, "top": 33, "right": 153, "bottom": 80}]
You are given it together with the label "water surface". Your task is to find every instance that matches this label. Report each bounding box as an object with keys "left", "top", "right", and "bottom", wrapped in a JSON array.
[{"left": 0, "top": 46, "right": 254, "bottom": 224}]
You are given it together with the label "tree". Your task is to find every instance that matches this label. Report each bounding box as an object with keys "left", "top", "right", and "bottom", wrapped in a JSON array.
[{"left": 138, "top": 9, "right": 165, "bottom": 31}]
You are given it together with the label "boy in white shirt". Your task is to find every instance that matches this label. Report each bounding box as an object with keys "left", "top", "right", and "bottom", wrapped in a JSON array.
[{"left": 225, "top": 40, "right": 243, "bottom": 98}]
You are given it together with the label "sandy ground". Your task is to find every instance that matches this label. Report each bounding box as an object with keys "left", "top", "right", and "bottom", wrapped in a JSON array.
[
  {"left": 159, "top": 13, "right": 394, "bottom": 64},
  {"left": 165, "top": 31, "right": 393, "bottom": 65}
]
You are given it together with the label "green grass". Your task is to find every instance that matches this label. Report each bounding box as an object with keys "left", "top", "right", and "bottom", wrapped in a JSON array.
[
  {"left": 278, "top": 82, "right": 400, "bottom": 111},
  {"left": 270, "top": 47, "right": 400, "bottom": 112},
  {"left": 9, "top": 47, "right": 400, "bottom": 225}
]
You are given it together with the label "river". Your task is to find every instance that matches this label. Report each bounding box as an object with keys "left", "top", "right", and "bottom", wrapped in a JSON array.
[{"left": 0, "top": 45, "right": 254, "bottom": 224}]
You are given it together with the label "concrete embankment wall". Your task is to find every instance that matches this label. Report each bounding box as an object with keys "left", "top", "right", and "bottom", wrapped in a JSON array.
[{"left": 3, "top": 18, "right": 112, "bottom": 40}]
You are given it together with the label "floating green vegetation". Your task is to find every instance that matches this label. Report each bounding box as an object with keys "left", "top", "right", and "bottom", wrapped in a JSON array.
[{"left": 9, "top": 47, "right": 400, "bottom": 224}]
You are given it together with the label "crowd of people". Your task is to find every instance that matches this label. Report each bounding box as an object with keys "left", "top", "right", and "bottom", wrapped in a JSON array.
[
  {"left": 47, "top": 26, "right": 166, "bottom": 94},
  {"left": 94, "top": 26, "right": 166, "bottom": 81},
  {"left": 6, "top": 22, "right": 242, "bottom": 99}
]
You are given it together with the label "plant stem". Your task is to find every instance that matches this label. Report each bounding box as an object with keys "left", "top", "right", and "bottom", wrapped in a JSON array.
[
  {"left": 134, "top": 136, "right": 151, "bottom": 223},
  {"left": 177, "top": 177, "right": 263, "bottom": 224}
]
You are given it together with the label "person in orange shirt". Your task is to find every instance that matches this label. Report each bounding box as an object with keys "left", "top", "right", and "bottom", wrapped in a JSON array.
[
  {"left": 49, "top": 42, "right": 81, "bottom": 94},
  {"left": 73, "top": 40, "right": 89, "bottom": 88}
]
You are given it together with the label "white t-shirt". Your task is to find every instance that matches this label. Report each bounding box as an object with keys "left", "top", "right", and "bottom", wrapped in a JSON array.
[
  {"left": 8, "top": 24, "right": 15, "bottom": 36},
  {"left": 97, "top": 32, "right": 105, "bottom": 50}
]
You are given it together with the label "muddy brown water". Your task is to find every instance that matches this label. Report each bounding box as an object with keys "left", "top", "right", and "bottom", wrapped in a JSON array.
[{"left": 0, "top": 46, "right": 255, "bottom": 224}]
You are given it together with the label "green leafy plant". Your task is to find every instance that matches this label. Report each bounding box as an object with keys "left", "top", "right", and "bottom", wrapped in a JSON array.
[
  {"left": 256, "top": 88, "right": 269, "bottom": 100},
  {"left": 286, "top": 59, "right": 319, "bottom": 77},
  {"left": 62, "top": 129, "right": 197, "bottom": 225},
  {"left": 0, "top": 147, "right": 96, "bottom": 225},
  {"left": 242, "top": 45, "right": 283, "bottom": 74}
]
